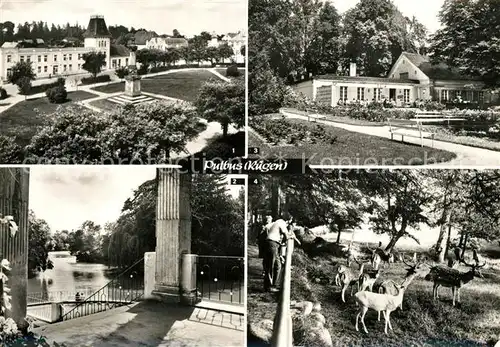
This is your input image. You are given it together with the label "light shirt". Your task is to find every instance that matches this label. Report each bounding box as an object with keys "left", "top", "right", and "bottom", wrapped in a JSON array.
[{"left": 266, "top": 219, "right": 289, "bottom": 243}]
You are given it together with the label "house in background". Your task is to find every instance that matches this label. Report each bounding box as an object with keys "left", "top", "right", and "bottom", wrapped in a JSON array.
[
  {"left": 0, "top": 15, "right": 136, "bottom": 81},
  {"left": 221, "top": 30, "right": 246, "bottom": 64},
  {"left": 145, "top": 36, "right": 188, "bottom": 51},
  {"left": 293, "top": 52, "right": 498, "bottom": 108}
]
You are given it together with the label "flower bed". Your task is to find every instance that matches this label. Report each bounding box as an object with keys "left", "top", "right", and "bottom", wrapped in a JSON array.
[{"left": 249, "top": 115, "right": 337, "bottom": 146}]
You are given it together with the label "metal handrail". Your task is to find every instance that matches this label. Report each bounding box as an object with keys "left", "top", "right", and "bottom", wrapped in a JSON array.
[
  {"left": 61, "top": 257, "right": 145, "bottom": 320},
  {"left": 271, "top": 236, "right": 295, "bottom": 347}
]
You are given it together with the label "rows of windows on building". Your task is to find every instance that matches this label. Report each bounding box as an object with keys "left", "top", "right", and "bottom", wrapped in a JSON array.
[{"left": 336, "top": 87, "right": 483, "bottom": 103}]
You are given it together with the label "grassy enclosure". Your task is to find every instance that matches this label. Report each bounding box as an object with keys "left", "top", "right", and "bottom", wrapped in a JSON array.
[{"left": 248, "top": 241, "right": 500, "bottom": 347}]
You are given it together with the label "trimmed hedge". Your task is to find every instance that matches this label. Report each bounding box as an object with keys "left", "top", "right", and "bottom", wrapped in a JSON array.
[
  {"left": 81, "top": 75, "right": 111, "bottom": 85},
  {"left": 0, "top": 87, "right": 7, "bottom": 100},
  {"left": 45, "top": 85, "right": 67, "bottom": 104},
  {"left": 250, "top": 115, "right": 337, "bottom": 146},
  {"left": 23, "top": 77, "right": 65, "bottom": 95},
  {"left": 226, "top": 64, "right": 240, "bottom": 77}
]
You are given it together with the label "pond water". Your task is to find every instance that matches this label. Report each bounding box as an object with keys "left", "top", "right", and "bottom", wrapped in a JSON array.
[{"left": 27, "top": 260, "right": 113, "bottom": 301}]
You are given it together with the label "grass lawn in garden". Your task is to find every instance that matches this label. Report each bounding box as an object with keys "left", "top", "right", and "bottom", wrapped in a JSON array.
[
  {"left": 91, "top": 70, "right": 219, "bottom": 102},
  {"left": 0, "top": 90, "right": 97, "bottom": 147},
  {"left": 247, "top": 242, "right": 500, "bottom": 347},
  {"left": 248, "top": 118, "right": 457, "bottom": 165}
]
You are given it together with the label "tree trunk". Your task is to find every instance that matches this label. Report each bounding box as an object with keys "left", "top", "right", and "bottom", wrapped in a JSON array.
[
  {"left": 222, "top": 122, "right": 229, "bottom": 137},
  {"left": 270, "top": 177, "right": 281, "bottom": 220},
  {"left": 385, "top": 234, "right": 401, "bottom": 252},
  {"left": 461, "top": 233, "right": 469, "bottom": 258},
  {"left": 444, "top": 223, "right": 453, "bottom": 259},
  {"left": 435, "top": 195, "right": 451, "bottom": 262},
  {"left": 336, "top": 229, "right": 342, "bottom": 244},
  {"left": 459, "top": 233, "right": 465, "bottom": 248}
]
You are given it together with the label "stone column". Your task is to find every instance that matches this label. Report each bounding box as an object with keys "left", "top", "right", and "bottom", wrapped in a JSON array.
[
  {"left": 0, "top": 168, "right": 29, "bottom": 330},
  {"left": 153, "top": 169, "right": 192, "bottom": 303}
]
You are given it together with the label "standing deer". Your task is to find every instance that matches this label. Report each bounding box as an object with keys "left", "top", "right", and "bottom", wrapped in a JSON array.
[
  {"left": 425, "top": 249, "right": 485, "bottom": 306},
  {"left": 354, "top": 260, "right": 430, "bottom": 335},
  {"left": 367, "top": 242, "right": 393, "bottom": 270},
  {"left": 375, "top": 255, "right": 428, "bottom": 321},
  {"left": 337, "top": 257, "right": 368, "bottom": 303}
]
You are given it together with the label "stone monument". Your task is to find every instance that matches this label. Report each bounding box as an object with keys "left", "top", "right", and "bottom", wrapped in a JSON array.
[{"left": 108, "top": 64, "right": 153, "bottom": 105}]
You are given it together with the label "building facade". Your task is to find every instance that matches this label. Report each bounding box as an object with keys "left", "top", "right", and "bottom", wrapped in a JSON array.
[
  {"left": 145, "top": 37, "right": 189, "bottom": 51},
  {"left": 0, "top": 15, "right": 135, "bottom": 82},
  {"left": 221, "top": 30, "right": 246, "bottom": 64},
  {"left": 294, "top": 52, "right": 497, "bottom": 107}
]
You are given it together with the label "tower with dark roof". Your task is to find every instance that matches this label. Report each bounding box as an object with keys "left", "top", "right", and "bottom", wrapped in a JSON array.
[{"left": 83, "top": 15, "right": 111, "bottom": 69}]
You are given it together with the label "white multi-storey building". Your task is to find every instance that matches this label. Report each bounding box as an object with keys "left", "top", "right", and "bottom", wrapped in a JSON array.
[
  {"left": 221, "top": 30, "right": 246, "bottom": 63},
  {"left": 0, "top": 15, "right": 135, "bottom": 82}
]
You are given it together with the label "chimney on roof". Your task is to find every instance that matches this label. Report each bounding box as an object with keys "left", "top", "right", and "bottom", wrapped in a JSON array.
[{"left": 349, "top": 62, "right": 357, "bottom": 77}]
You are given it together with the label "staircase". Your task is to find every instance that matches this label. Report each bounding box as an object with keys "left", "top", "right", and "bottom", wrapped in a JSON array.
[
  {"left": 108, "top": 94, "right": 154, "bottom": 105},
  {"left": 60, "top": 257, "right": 145, "bottom": 321}
]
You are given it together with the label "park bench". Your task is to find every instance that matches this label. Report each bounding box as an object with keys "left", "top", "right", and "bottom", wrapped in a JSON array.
[
  {"left": 414, "top": 111, "right": 465, "bottom": 126},
  {"left": 279, "top": 108, "right": 327, "bottom": 122},
  {"left": 387, "top": 118, "right": 435, "bottom": 148}
]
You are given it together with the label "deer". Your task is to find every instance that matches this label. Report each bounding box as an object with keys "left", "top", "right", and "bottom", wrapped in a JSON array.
[
  {"left": 425, "top": 249, "right": 485, "bottom": 306},
  {"left": 374, "top": 255, "right": 428, "bottom": 321},
  {"left": 336, "top": 257, "right": 369, "bottom": 303},
  {"left": 367, "top": 242, "right": 393, "bottom": 270},
  {"left": 354, "top": 260, "right": 430, "bottom": 335}
]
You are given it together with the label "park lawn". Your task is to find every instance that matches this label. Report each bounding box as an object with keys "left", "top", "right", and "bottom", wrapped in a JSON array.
[
  {"left": 247, "top": 243, "right": 500, "bottom": 347},
  {"left": 88, "top": 98, "right": 123, "bottom": 112},
  {"left": 248, "top": 119, "right": 457, "bottom": 165},
  {"left": 91, "top": 82, "right": 125, "bottom": 94},
  {"left": 141, "top": 70, "right": 219, "bottom": 102},
  {"left": 0, "top": 91, "right": 97, "bottom": 147},
  {"left": 90, "top": 70, "right": 220, "bottom": 102}
]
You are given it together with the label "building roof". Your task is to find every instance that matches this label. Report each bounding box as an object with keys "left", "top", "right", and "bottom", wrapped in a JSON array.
[
  {"left": 316, "top": 75, "right": 420, "bottom": 85},
  {"left": 1, "top": 42, "right": 18, "bottom": 48},
  {"left": 83, "top": 15, "right": 111, "bottom": 38},
  {"left": 110, "top": 44, "right": 130, "bottom": 57},
  {"left": 134, "top": 30, "right": 158, "bottom": 45},
  {"left": 401, "top": 51, "right": 480, "bottom": 81}
]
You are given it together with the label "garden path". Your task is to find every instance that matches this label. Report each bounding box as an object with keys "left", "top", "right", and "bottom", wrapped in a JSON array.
[
  {"left": 33, "top": 301, "right": 243, "bottom": 347},
  {"left": 280, "top": 110, "right": 500, "bottom": 166}
]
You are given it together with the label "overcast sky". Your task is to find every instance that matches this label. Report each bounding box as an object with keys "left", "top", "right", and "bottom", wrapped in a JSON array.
[
  {"left": 330, "top": 0, "right": 445, "bottom": 33},
  {"left": 0, "top": 0, "right": 247, "bottom": 36},
  {"left": 29, "top": 167, "right": 245, "bottom": 232}
]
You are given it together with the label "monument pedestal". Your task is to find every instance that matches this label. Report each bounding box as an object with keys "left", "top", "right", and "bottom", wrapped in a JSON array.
[{"left": 108, "top": 72, "right": 153, "bottom": 105}]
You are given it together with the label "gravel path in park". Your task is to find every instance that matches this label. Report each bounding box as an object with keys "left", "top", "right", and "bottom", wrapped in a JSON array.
[{"left": 281, "top": 110, "right": 500, "bottom": 167}]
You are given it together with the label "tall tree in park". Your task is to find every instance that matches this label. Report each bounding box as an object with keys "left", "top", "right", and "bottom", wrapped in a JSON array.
[
  {"left": 195, "top": 79, "right": 245, "bottom": 137},
  {"left": 82, "top": 51, "right": 107, "bottom": 79},
  {"left": 28, "top": 211, "right": 54, "bottom": 278},
  {"left": 342, "top": 0, "right": 427, "bottom": 76},
  {"left": 356, "top": 170, "right": 435, "bottom": 251},
  {"left": 218, "top": 43, "right": 235, "bottom": 63},
  {"left": 430, "top": 0, "right": 500, "bottom": 87},
  {"left": 305, "top": 1, "right": 342, "bottom": 75},
  {"left": 7, "top": 61, "right": 35, "bottom": 85}
]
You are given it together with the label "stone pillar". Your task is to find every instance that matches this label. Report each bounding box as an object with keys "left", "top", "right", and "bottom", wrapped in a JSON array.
[
  {"left": 153, "top": 169, "right": 191, "bottom": 303},
  {"left": 124, "top": 75, "right": 142, "bottom": 97},
  {"left": 0, "top": 168, "right": 29, "bottom": 330},
  {"left": 144, "top": 251, "right": 156, "bottom": 299}
]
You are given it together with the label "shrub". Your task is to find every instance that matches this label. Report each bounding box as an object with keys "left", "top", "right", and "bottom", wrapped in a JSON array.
[
  {"left": 56, "top": 77, "right": 66, "bottom": 87},
  {"left": 45, "top": 85, "right": 67, "bottom": 104},
  {"left": 80, "top": 75, "right": 111, "bottom": 85},
  {"left": 226, "top": 64, "right": 240, "bottom": 77},
  {"left": 17, "top": 76, "right": 32, "bottom": 95},
  {"left": 115, "top": 66, "right": 129, "bottom": 79},
  {"left": 0, "top": 136, "right": 22, "bottom": 163},
  {"left": 0, "top": 87, "right": 7, "bottom": 100}
]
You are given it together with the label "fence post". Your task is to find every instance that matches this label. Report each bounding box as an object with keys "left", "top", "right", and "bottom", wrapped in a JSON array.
[
  {"left": 50, "top": 302, "right": 63, "bottom": 323},
  {"left": 144, "top": 252, "right": 156, "bottom": 299},
  {"left": 180, "top": 253, "right": 198, "bottom": 305},
  {"left": 271, "top": 236, "right": 295, "bottom": 347}
]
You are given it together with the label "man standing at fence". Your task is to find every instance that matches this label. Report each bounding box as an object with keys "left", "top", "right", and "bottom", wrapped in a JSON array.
[
  {"left": 264, "top": 214, "right": 293, "bottom": 293},
  {"left": 259, "top": 216, "right": 273, "bottom": 277}
]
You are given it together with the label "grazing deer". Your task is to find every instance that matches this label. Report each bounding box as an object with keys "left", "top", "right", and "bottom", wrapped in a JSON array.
[
  {"left": 425, "top": 249, "right": 485, "bottom": 306},
  {"left": 354, "top": 260, "right": 430, "bottom": 335}
]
